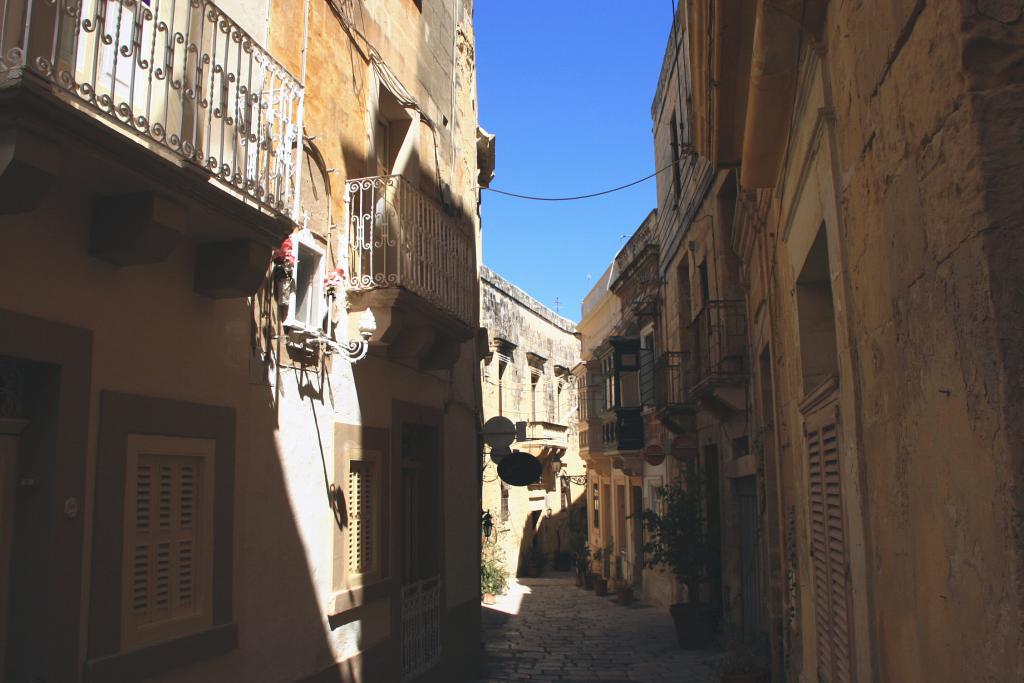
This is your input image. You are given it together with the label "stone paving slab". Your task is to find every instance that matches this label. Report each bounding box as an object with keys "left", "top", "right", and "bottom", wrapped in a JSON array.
[{"left": 477, "top": 574, "right": 716, "bottom": 683}]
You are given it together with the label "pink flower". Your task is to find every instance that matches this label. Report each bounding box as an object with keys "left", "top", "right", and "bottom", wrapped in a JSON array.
[
  {"left": 324, "top": 268, "right": 346, "bottom": 294},
  {"left": 272, "top": 236, "right": 297, "bottom": 265}
]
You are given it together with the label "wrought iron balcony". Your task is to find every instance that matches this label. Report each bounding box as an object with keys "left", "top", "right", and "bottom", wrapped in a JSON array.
[
  {"left": 690, "top": 299, "right": 748, "bottom": 394},
  {"left": 0, "top": 0, "right": 304, "bottom": 220},
  {"left": 344, "top": 174, "right": 476, "bottom": 326},
  {"left": 654, "top": 351, "right": 695, "bottom": 408},
  {"left": 654, "top": 351, "right": 697, "bottom": 432}
]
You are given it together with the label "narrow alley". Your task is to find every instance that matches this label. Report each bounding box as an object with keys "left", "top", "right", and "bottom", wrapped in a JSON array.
[
  {"left": 1, "top": 0, "right": 1022, "bottom": 681},
  {"left": 478, "top": 575, "right": 716, "bottom": 683}
]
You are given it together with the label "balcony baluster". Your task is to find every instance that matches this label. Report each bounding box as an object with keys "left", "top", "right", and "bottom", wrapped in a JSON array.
[{"left": 0, "top": 0, "right": 304, "bottom": 220}]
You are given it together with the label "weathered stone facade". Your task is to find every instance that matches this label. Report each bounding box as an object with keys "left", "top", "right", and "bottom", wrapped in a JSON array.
[
  {"left": 480, "top": 266, "right": 583, "bottom": 578},
  {"left": 0, "top": 0, "right": 486, "bottom": 681},
  {"left": 680, "top": 1, "right": 1024, "bottom": 681}
]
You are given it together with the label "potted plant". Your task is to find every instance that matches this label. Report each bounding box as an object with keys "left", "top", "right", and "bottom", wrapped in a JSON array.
[
  {"left": 481, "top": 545, "right": 509, "bottom": 606},
  {"left": 574, "top": 545, "right": 592, "bottom": 588},
  {"left": 271, "top": 236, "right": 297, "bottom": 305},
  {"left": 524, "top": 545, "right": 548, "bottom": 578},
  {"left": 715, "top": 649, "right": 769, "bottom": 683},
  {"left": 637, "top": 467, "right": 720, "bottom": 649},
  {"left": 616, "top": 570, "right": 634, "bottom": 606},
  {"left": 567, "top": 505, "right": 590, "bottom": 587},
  {"left": 591, "top": 544, "right": 611, "bottom": 595}
]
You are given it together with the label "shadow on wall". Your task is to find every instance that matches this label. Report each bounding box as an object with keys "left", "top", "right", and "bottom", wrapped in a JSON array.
[
  {"left": 0, "top": 309, "right": 344, "bottom": 683},
  {"left": 514, "top": 499, "right": 585, "bottom": 579}
]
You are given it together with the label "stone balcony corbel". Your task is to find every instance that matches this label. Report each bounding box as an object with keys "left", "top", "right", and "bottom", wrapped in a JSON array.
[
  {"left": 193, "top": 240, "right": 271, "bottom": 299},
  {"left": 348, "top": 288, "right": 474, "bottom": 372},
  {"left": 89, "top": 193, "right": 185, "bottom": 267},
  {"left": 611, "top": 454, "right": 644, "bottom": 477},
  {"left": 0, "top": 127, "right": 60, "bottom": 215}
]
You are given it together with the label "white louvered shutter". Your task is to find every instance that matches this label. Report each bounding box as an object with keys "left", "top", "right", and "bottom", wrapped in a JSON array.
[{"left": 806, "top": 405, "right": 852, "bottom": 683}]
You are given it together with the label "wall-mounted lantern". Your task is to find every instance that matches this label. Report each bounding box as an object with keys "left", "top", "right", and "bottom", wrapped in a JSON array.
[{"left": 481, "top": 509, "right": 494, "bottom": 539}]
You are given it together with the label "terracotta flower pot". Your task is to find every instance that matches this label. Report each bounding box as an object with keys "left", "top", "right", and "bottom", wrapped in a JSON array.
[
  {"left": 482, "top": 593, "right": 496, "bottom": 605},
  {"left": 275, "top": 275, "right": 295, "bottom": 305},
  {"left": 592, "top": 577, "right": 608, "bottom": 596}
]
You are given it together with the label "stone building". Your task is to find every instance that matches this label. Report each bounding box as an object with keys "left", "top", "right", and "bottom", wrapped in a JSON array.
[
  {"left": 577, "top": 212, "right": 663, "bottom": 597},
  {"left": 646, "top": 10, "right": 762, "bottom": 645},
  {"left": 0, "top": 1, "right": 488, "bottom": 682},
  {"left": 676, "top": 1, "right": 1024, "bottom": 682},
  {"left": 480, "top": 266, "right": 583, "bottom": 577}
]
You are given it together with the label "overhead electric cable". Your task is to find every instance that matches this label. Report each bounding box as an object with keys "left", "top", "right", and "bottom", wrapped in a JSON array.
[{"left": 481, "top": 160, "right": 680, "bottom": 201}]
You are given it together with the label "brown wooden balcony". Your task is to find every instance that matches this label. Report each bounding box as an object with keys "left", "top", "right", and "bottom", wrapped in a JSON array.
[{"left": 602, "top": 406, "right": 644, "bottom": 452}]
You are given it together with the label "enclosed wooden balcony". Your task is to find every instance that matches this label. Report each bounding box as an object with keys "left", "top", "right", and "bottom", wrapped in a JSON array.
[{"left": 602, "top": 406, "right": 644, "bottom": 453}]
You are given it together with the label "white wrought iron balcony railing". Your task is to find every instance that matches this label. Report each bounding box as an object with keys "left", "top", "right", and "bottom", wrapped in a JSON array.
[
  {"left": 0, "top": 0, "right": 304, "bottom": 219},
  {"left": 345, "top": 174, "right": 476, "bottom": 326}
]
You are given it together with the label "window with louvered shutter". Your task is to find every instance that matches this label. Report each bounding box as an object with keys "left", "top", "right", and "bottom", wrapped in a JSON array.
[
  {"left": 805, "top": 404, "right": 853, "bottom": 683},
  {"left": 122, "top": 436, "right": 214, "bottom": 650},
  {"left": 342, "top": 448, "right": 382, "bottom": 586},
  {"left": 347, "top": 460, "right": 377, "bottom": 576}
]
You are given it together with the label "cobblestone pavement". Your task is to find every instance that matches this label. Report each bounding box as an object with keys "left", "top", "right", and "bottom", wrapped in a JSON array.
[{"left": 477, "top": 574, "right": 717, "bottom": 683}]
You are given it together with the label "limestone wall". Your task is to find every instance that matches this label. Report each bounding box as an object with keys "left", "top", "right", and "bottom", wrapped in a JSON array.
[
  {"left": 727, "top": 3, "right": 1024, "bottom": 680},
  {"left": 480, "top": 266, "right": 583, "bottom": 576}
]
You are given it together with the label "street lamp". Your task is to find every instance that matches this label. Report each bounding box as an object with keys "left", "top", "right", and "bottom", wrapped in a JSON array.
[{"left": 327, "top": 309, "right": 376, "bottom": 363}]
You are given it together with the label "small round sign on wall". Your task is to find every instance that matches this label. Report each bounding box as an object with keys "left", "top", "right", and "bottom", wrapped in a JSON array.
[
  {"left": 481, "top": 416, "right": 516, "bottom": 449},
  {"left": 644, "top": 444, "right": 666, "bottom": 467},
  {"left": 497, "top": 450, "right": 543, "bottom": 487}
]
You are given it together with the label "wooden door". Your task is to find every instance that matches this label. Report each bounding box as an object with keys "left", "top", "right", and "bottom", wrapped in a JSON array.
[
  {"left": 0, "top": 418, "right": 28, "bottom": 679},
  {"left": 631, "top": 485, "right": 643, "bottom": 587},
  {"left": 736, "top": 475, "right": 765, "bottom": 643}
]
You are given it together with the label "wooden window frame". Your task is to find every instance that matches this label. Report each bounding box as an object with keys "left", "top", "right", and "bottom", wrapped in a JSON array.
[
  {"left": 121, "top": 435, "right": 216, "bottom": 652},
  {"left": 330, "top": 424, "right": 391, "bottom": 619},
  {"left": 283, "top": 228, "right": 326, "bottom": 333},
  {"left": 87, "top": 392, "right": 236, "bottom": 683},
  {"left": 342, "top": 446, "right": 384, "bottom": 588}
]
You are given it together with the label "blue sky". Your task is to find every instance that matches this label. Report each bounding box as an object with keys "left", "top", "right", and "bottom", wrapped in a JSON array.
[{"left": 476, "top": 3, "right": 673, "bottom": 322}]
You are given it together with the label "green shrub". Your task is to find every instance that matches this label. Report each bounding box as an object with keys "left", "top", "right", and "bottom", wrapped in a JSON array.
[
  {"left": 481, "top": 545, "right": 510, "bottom": 596},
  {"left": 636, "top": 466, "right": 719, "bottom": 599}
]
